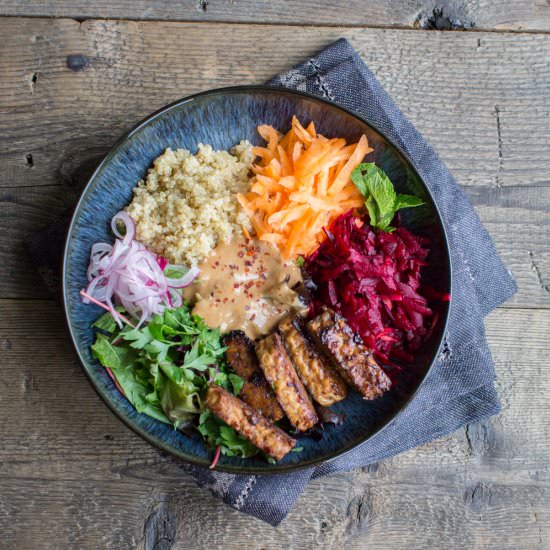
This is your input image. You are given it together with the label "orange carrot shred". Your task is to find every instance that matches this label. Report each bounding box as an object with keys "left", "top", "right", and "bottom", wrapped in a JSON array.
[{"left": 242, "top": 117, "right": 371, "bottom": 259}]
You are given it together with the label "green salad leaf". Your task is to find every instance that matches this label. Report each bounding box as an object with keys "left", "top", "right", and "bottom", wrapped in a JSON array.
[
  {"left": 91, "top": 304, "right": 258, "bottom": 458},
  {"left": 91, "top": 333, "right": 135, "bottom": 370},
  {"left": 93, "top": 311, "right": 120, "bottom": 333},
  {"left": 351, "top": 163, "right": 424, "bottom": 232},
  {"left": 198, "top": 410, "right": 258, "bottom": 458}
]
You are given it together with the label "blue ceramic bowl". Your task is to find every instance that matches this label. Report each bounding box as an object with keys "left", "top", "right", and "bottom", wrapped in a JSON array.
[{"left": 63, "top": 86, "right": 451, "bottom": 474}]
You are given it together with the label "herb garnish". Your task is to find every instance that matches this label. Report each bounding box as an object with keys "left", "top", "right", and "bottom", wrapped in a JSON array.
[
  {"left": 351, "top": 163, "right": 424, "bottom": 232},
  {"left": 91, "top": 305, "right": 256, "bottom": 458}
]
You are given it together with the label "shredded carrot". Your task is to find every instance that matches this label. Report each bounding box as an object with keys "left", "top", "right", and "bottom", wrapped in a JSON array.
[{"left": 237, "top": 116, "right": 373, "bottom": 259}]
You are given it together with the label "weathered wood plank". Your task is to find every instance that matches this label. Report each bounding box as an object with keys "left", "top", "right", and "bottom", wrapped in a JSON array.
[
  {"left": 0, "top": 301, "right": 547, "bottom": 548},
  {"left": 1, "top": 20, "right": 549, "bottom": 191},
  {"left": 0, "top": 185, "right": 71, "bottom": 299},
  {"left": 0, "top": 0, "right": 548, "bottom": 32},
  {"left": 1, "top": 17, "right": 549, "bottom": 550},
  {"left": 2, "top": 182, "right": 549, "bottom": 309}
]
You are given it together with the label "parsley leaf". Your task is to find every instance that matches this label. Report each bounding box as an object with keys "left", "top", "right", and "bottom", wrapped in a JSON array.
[
  {"left": 351, "top": 163, "right": 424, "bottom": 232},
  {"left": 121, "top": 326, "right": 154, "bottom": 349},
  {"left": 228, "top": 373, "right": 245, "bottom": 396}
]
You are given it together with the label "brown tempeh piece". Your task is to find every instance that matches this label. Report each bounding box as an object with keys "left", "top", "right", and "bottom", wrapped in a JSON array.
[
  {"left": 223, "top": 331, "right": 284, "bottom": 421},
  {"left": 306, "top": 308, "right": 391, "bottom": 399},
  {"left": 255, "top": 333, "right": 318, "bottom": 432},
  {"left": 204, "top": 384, "right": 296, "bottom": 461},
  {"left": 278, "top": 316, "right": 348, "bottom": 406}
]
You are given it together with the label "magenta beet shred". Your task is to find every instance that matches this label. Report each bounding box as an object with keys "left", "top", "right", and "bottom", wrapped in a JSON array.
[{"left": 305, "top": 210, "right": 436, "bottom": 363}]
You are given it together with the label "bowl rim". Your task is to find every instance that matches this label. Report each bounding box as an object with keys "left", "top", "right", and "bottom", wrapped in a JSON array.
[{"left": 62, "top": 84, "right": 452, "bottom": 475}]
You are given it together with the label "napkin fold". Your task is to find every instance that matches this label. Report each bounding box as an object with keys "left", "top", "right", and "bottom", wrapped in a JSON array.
[{"left": 27, "top": 38, "right": 516, "bottom": 526}]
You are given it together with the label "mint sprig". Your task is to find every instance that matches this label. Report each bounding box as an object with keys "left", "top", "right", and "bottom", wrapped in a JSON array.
[{"left": 351, "top": 163, "right": 424, "bottom": 232}]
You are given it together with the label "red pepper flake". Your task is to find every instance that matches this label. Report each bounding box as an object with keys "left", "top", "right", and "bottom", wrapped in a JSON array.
[
  {"left": 233, "top": 283, "right": 239, "bottom": 289},
  {"left": 237, "top": 251, "right": 245, "bottom": 258},
  {"left": 250, "top": 313, "right": 256, "bottom": 321}
]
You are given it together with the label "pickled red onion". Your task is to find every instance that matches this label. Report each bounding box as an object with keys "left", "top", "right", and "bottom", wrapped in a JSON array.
[{"left": 82, "top": 211, "right": 200, "bottom": 326}]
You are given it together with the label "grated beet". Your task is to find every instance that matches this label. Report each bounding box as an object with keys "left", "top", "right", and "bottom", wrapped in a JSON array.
[{"left": 305, "top": 211, "right": 434, "bottom": 361}]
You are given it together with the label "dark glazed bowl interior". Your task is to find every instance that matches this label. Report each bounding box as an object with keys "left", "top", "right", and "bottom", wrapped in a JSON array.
[{"left": 63, "top": 86, "right": 451, "bottom": 474}]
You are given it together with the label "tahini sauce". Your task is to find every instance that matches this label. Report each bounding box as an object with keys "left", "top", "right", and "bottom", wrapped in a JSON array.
[{"left": 183, "top": 236, "right": 305, "bottom": 339}]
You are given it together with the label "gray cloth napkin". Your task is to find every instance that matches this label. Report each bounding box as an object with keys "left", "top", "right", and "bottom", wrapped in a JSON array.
[{"left": 27, "top": 38, "right": 516, "bottom": 526}]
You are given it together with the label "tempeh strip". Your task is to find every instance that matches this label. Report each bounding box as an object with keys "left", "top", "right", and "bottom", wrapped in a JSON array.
[
  {"left": 306, "top": 308, "right": 391, "bottom": 400},
  {"left": 223, "top": 331, "right": 284, "bottom": 421},
  {"left": 278, "top": 316, "right": 347, "bottom": 406},
  {"left": 204, "top": 384, "right": 296, "bottom": 461},
  {"left": 256, "top": 333, "right": 318, "bottom": 432}
]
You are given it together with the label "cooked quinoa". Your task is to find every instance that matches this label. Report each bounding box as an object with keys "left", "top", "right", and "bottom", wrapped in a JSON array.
[{"left": 126, "top": 141, "right": 254, "bottom": 266}]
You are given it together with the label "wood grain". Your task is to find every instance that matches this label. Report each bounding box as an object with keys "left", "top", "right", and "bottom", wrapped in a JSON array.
[
  {"left": 1, "top": 15, "right": 549, "bottom": 550},
  {"left": 0, "top": 301, "right": 547, "bottom": 548},
  {"left": 0, "top": 19, "right": 548, "bottom": 304},
  {"left": 1, "top": 20, "right": 548, "bottom": 191},
  {"left": 0, "top": 0, "right": 549, "bottom": 32}
]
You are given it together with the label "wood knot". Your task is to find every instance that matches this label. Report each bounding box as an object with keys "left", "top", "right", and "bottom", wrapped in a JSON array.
[
  {"left": 465, "top": 418, "right": 501, "bottom": 457},
  {"left": 463, "top": 482, "right": 492, "bottom": 513},
  {"left": 346, "top": 492, "right": 372, "bottom": 532},
  {"left": 66, "top": 54, "right": 90, "bottom": 72},
  {"left": 416, "top": 7, "right": 474, "bottom": 30},
  {"left": 143, "top": 500, "right": 177, "bottom": 550}
]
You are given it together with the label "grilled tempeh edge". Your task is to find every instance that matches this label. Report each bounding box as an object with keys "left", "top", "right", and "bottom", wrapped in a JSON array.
[
  {"left": 306, "top": 308, "right": 391, "bottom": 399},
  {"left": 222, "top": 331, "right": 284, "bottom": 421},
  {"left": 278, "top": 316, "right": 347, "bottom": 406},
  {"left": 256, "top": 333, "right": 319, "bottom": 432},
  {"left": 204, "top": 384, "right": 296, "bottom": 461}
]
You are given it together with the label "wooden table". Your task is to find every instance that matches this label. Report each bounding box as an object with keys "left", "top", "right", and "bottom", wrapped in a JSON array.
[{"left": 1, "top": 2, "right": 549, "bottom": 548}]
